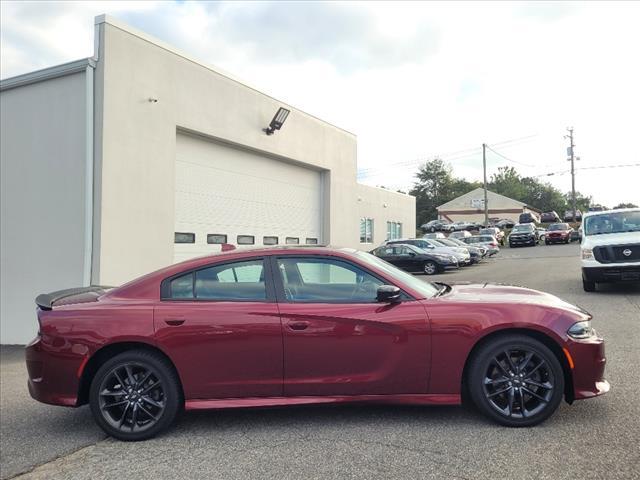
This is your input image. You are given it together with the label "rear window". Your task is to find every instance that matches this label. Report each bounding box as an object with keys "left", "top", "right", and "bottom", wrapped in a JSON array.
[{"left": 167, "top": 260, "right": 266, "bottom": 301}]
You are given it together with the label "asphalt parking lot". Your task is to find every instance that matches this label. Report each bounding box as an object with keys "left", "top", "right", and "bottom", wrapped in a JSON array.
[{"left": 1, "top": 243, "right": 639, "bottom": 480}]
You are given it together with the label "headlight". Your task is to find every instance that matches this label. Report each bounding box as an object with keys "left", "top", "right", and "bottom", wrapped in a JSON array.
[
  {"left": 567, "top": 320, "right": 595, "bottom": 339},
  {"left": 582, "top": 248, "right": 593, "bottom": 259}
]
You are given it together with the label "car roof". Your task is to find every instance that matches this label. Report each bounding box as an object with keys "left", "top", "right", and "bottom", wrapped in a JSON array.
[{"left": 583, "top": 207, "right": 639, "bottom": 218}]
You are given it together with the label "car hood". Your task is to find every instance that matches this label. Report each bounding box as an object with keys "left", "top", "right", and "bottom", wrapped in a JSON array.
[
  {"left": 582, "top": 231, "right": 640, "bottom": 247},
  {"left": 439, "top": 282, "right": 590, "bottom": 316}
]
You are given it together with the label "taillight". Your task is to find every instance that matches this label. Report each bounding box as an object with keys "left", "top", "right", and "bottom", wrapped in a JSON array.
[{"left": 490, "top": 242, "right": 497, "bottom": 247}]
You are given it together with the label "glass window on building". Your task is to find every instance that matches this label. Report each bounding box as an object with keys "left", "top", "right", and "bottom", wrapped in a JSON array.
[
  {"left": 386, "top": 221, "right": 402, "bottom": 240},
  {"left": 360, "top": 218, "right": 374, "bottom": 243}
]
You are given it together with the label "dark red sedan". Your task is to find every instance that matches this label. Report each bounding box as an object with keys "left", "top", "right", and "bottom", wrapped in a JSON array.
[{"left": 27, "top": 247, "right": 609, "bottom": 441}]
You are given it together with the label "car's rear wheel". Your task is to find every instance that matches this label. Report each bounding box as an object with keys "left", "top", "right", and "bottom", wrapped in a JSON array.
[
  {"left": 583, "top": 279, "right": 596, "bottom": 292},
  {"left": 89, "top": 350, "right": 181, "bottom": 441},
  {"left": 423, "top": 261, "right": 438, "bottom": 275},
  {"left": 468, "top": 335, "right": 564, "bottom": 427}
]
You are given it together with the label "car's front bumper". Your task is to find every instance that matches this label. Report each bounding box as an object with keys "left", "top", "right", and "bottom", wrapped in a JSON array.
[
  {"left": 582, "top": 265, "right": 640, "bottom": 283},
  {"left": 547, "top": 235, "right": 571, "bottom": 243},
  {"left": 566, "top": 335, "right": 609, "bottom": 401},
  {"left": 509, "top": 236, "right": 535, "bottom": 246}
]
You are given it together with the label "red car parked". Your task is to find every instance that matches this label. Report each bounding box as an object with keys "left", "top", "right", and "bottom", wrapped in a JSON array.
[
  {"left": 27, "top": 247, "right": 609, "bottom": 440},
  {"left": 546, "top": 223, "right": 574, "bottom": 245}
]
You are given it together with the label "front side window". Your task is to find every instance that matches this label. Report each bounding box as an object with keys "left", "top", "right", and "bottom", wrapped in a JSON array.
[
  {"left": 277, "top": 257, "right": 383, "bottom": 303},
  {"left": 360, "top": 218, "right": 374, "bottom": 243},
  {"left": 167, "top": 260, "right": 266, "bottom": 301}
]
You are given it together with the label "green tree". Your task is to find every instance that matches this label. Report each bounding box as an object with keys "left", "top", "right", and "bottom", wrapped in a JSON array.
[
  {"left": 489, "top": 166, "right": 526, "bottom": 201},
  {"left": 410, "top": 158, "right": 480, "bottom": 226},
  {"left": 613, "top": 202, "right": 638, "bottom": 209},
  {"left": 488, "top": 166, "right": 569, "bottom": 214},
  {"left": 564, "top": 191, "right": 592, "bottom": 214}
]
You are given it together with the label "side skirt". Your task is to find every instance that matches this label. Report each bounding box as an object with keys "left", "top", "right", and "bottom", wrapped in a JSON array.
[{"left": 185, "top": 394, "right": 461, "bottom": 411}]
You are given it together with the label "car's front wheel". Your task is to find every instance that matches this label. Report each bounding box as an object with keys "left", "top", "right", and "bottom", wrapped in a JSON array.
[
  {"left": 89, "top": 350, "right": 181, "bottom": 441},
  {"left": 583, "top": 279, "right": 596, "bottom": 292},
  {"left": 423, "top": 261, "right": 438, "bottom": 275},
  {"left": 468, "top": 335, "right": 564, "bottom": 427}
]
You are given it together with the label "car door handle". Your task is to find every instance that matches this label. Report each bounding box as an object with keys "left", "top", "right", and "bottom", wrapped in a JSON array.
[
  {"left": 164, "top": 319, "right": 185, "bottom": 326},
  {"left": 288, "top": 321, "right": 309, "bottom": 331}
]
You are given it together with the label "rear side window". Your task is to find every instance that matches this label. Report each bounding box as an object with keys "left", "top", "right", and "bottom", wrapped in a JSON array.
[{"left": 167, "top": 260, "right": 266, "bottom": 301}]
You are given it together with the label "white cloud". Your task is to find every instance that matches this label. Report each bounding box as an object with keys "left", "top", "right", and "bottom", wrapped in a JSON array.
[{"left": 1, "top": 0, "right": 639, "bottom": 207}]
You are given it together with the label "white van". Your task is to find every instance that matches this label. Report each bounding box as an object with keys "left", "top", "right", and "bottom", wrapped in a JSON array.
[{"left": 581, "top": 208, "right": 640, "bottom": 291}]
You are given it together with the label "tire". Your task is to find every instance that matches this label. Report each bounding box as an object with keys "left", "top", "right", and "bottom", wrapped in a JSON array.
[
  {"left": 583, "top": 279, "right": 596, "bottom": 292},
  {"left": 89, "top": 350, "right": 181, "bottom": 441},
  {"left": 430, "top": 226, "right": 436, "bottom": 233},
  {"left": 467, "top": 334, "right": 564, "bottom": 427},
  {"left": 423, "top": 261, "right": 438, "bottom": 275}
]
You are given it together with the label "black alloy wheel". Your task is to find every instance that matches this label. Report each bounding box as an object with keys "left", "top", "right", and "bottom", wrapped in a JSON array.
[
  {"left": 468, "top": 335, "right": 564, "bottom": 427},
  {"left": 90, "top": 350, "right": 181, "bottom": 441}
]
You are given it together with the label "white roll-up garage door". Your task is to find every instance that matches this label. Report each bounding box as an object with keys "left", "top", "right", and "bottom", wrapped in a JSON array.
[{"left": 174, "top": 133, "right": 324, "bottom": 262}]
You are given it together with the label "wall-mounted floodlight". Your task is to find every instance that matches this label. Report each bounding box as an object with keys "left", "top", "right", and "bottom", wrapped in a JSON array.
[{"left": 263, "top": 107, "right": 290, "bottom": 135}]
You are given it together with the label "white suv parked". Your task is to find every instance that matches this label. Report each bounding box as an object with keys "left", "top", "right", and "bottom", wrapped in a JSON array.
[{"left": 581, "top": 208, "right": 640, "bottom": 291}]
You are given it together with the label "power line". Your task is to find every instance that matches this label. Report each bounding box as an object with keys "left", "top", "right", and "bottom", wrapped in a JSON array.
[
  {"left": 484, "top": 144, "right": 536, "bottom": 168},
  {"left": 532, "top": 163, "right": 640, "bottom": 178},
  {"left": 356, "top": 133, "right": 539, "bottom": 177}
]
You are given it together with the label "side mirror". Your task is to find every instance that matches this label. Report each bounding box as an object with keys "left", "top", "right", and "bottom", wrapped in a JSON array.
[
  {"left": 408, "top": 251, "right": 416, "bottom": 257},
  {"left": 377, "top": 285, "right": 402, "bottom": 304}
]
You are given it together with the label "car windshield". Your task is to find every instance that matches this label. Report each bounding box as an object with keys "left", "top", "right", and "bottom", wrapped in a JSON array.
[
  {"left": 583, "top": 210, "right": 640, "bottom": 236},
  {"left": 548, "top": 223, "right": 569, "bottom": 231},
  {"left": 355, "top": 251, "right": 440, "bottom": 298},
  {"left": 513, "top": 225, "right": 532, "bottom": 232},
  {"left": 437, "top": 239, "right": 459, "bottom": 247}
]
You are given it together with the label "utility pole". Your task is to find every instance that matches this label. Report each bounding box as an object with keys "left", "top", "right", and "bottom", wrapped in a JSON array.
[
  {"left": 482, "top": 143, "right": 488, "bottom": 226},
  {"left": 565, "top": 128, "right": 576, "bottom": 222}
]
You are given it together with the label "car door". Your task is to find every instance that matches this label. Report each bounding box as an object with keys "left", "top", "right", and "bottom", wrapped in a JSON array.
[
  {"left": 154, "top": 258, "right": 283, "bottom": 399},
  {"left": 398, "top": 245, "right": 425, "bottom": 272},
  {"left": 273, "top": 255, "right": 431, "bottom": 396}
]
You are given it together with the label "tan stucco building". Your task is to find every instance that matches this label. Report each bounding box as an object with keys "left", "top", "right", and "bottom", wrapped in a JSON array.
[
  {"left": 437, "top": 188, "right": 540, "bottom": 224},
  {"left": 0, "top": 15, "right": 415, "bottom": 344}
]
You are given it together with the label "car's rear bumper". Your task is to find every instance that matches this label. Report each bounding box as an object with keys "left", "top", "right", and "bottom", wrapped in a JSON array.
[
  {"left": 25, "top": 335, "right": 81, "bottom": 407},
  {"left": 582, "top": 266, "right": 640, "bottom": 283},
  {"left": 566, "top": 336, "right": 609, "bottom": 401}
]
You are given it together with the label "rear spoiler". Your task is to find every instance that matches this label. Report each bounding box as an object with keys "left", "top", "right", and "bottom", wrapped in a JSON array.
[{"left": 35, "top": 286, "right": 112, "bottom": 311}]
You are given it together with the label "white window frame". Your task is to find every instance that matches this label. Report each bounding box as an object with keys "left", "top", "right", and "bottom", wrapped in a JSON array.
[
  {"left": 386, "top": 221, "right": 402, "bottom": 240},
  {"left": 360, "top": 218, "right": 374, "bottom": 244}
]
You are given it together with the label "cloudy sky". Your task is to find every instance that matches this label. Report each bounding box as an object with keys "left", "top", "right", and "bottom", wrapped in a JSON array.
[{"left": 2, "top": 1, "right": 639, "bottom": 207}]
